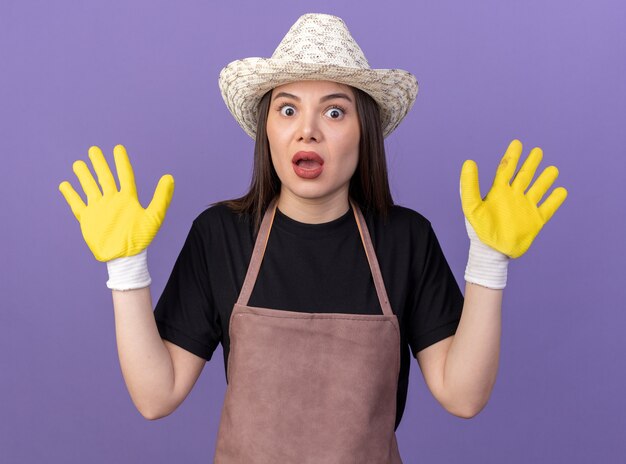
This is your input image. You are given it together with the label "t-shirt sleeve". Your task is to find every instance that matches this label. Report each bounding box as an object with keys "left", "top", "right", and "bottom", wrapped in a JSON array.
[
  {"left": 407, "top": 222, "right": 464, "bottom": 357},
  {"left": 153, "top": 219, "right": 221, "bottom": 361}
]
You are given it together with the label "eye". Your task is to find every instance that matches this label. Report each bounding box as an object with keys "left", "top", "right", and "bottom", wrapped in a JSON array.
[
  {"left": 325, "top": 106, "right": 345, "bottom": 119},
  {"left": 278, "top": 104, "right": 296, "bottom": 117}
]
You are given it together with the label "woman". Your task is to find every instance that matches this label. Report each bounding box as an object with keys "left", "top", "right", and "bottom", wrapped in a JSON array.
[{"left": 58, "top": 13, "right": 567, "bottom": 463}]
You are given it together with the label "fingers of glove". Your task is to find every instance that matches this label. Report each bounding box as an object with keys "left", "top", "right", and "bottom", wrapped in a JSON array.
[
  {"left": 88, "top": 146, "right": 118, "bottom": 196},
  {"left": 526, "top": 165, "right": 559, "bottom": 205},
  {"left": 58, "top": 181, "right": 86, "bottom": 221},
  {"left": 113, "top": 144, "right": 138, "bottom": 198},
  {"left": 511, "top": 147, "right": 543, "bottom": 193},
  {"left": 460, "top": 160, "right": 482, "bottom": 215},
  {"left": 494, "top": 139, "right": 523, "bottom": 185},
  {"left": 146, "top": 174, "right": 175, "bottom": 223},
  {"left": 538, "top": 186, "right": 568, "bottom": 223},
  {"left": 72, "top": 159, "right": 102, "bottom": 203}
]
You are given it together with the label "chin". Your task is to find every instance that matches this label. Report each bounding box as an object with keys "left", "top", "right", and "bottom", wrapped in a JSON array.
[
  {"left": 286, "top": 186, "right": 330, "bottom": 200},
  {"left": 284, "top": 182, "right": 349, "bottom": 203}
]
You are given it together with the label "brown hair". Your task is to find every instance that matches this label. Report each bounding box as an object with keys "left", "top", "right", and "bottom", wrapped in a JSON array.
[{"left": 216, "top": 85, "right": 394, "bottom": 232}]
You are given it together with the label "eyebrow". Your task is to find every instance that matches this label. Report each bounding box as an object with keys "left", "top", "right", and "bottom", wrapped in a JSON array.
[{"left": 272, "top": 91, "right": 353, "bottom": 103}]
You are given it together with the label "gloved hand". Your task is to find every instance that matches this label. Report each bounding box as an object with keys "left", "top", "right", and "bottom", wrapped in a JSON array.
[
  {"left": 59, "top": 145, "right": 174, "bottom": 289},
  {"left": 460, "top": 139, "right": 567, "bottom": 288}
]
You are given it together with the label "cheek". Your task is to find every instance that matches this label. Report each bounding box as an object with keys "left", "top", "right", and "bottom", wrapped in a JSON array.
[
  {"left": 268, "top": 146, "right": 283, "bottom": 178},
  {"left": 267, "top": 122, "right": 290, "bottom": 150},
  {"left": 348, "top": 148, "right": 360, "bottom": 177},
  {"left": 266, "top": 128, "right": 287, "bottom": 170},
  {"left": 332, "top": 143, "right": 359, "bottom": 182},
  {"left": 340, "top": 127, "right": 360, "bottom": 173}
]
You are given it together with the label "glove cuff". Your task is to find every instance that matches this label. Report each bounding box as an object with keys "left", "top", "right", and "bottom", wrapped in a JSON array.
[
  {"left": 106, "top": 249, "right": 152, "bottom": 291},
  {"left": 464, "top": 218, "right": 509, "bottom": 290}
]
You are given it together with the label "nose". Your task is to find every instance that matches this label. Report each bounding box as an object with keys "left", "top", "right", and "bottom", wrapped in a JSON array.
[{"left": 296, "top": 111, "right": 321, "bottom": 143}]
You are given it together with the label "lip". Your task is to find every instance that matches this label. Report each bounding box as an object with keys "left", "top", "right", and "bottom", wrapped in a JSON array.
[
  {"left": 292, "top": 151, "right": 325, "bottom": 165},
  {"left": 292, "top": 151, "right": 324, "bottom": 179}
]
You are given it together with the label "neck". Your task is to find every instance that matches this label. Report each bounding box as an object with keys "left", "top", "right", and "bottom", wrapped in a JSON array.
[{"left": 277, "top": 188, "right": 350, "bottom": 224}]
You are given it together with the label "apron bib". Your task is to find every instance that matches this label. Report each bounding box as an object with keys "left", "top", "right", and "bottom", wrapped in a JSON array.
[{"left": 214, "top": 198, "right": 403, "bottom": 463}]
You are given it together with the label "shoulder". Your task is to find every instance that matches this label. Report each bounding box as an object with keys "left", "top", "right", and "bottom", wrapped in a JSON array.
[
  {"left": 190, "top": 202, "right": 254, "bottom": 241},
  {"left": 367, "top": 204, "right": 433, "bottom": 237},
  {"left": 193, "top": 202, "right": 251, "bottom": 227},
  {"left": 388, "top": 204, "right": 431, "bottom": 228},
  {"left": 363, "top": 204, "right": 437, "bottom": 262}
]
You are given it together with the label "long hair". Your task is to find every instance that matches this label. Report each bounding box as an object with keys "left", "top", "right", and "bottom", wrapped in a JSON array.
[{"left": 217, "top": 85, "right": 393, "bottom": 233}]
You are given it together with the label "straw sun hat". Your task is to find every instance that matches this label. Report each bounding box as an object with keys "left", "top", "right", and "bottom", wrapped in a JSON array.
[{"left": 218, "top": 13, "right": 418, "bottom": 139}]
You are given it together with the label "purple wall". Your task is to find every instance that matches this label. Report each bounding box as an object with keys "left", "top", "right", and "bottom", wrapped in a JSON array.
[{"left": 2, "top": 0, "right": 625, "bottom": 462}]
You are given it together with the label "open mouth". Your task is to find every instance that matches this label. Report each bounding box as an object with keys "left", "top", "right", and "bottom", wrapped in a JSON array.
[
  {"left": 296, "top": 159, "right": 322, "bottom": 169},
  {"left": 292, "top": 151, "right": 324, "bottom": 165},
  {"left": 292, "top": 151, "right": 324, "bottom": 179}
]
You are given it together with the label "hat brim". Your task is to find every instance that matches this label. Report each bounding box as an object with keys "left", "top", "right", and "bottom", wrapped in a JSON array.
[{"left": 219, "top": 57, "right": 418, "bottom": 139}]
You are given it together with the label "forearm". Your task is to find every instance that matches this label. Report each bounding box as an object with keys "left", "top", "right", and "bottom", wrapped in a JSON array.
[
  {"left": 112, "top": 287, "right": 175, "bottom": 419},
  {"left": 437, "top": 138, "right": 566, "bottom": 417},
  {"left": 441, "top": 282, "right": 502, "bottom": 416}
]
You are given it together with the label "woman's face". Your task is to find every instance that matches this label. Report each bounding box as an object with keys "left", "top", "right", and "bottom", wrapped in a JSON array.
[{"left": 266, "top": 80, "right": 360, "bottom": 206}]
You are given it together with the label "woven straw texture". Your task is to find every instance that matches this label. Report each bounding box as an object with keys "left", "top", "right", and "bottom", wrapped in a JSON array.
[{"left": 219, "top": 13, "right": 419, "bottom": 139}]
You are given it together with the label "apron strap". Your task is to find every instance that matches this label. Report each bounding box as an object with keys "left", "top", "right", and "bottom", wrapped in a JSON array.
[
  {"left": 237, "top": 197, "right": 394, "bottom": 317},
  {"left": 237, "top": 197, "right": 278, "bottom": 306},
  {"left": 350, "top": 199, "right": 394, "bottom": 317}
]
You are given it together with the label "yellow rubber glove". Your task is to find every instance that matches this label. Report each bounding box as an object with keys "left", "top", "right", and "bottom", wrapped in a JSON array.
[
  {"left": 460, "top": 139, "right": 568, "bottom": 259},
  {"left": 58, "top": 145, "right": 174, "bottom": 262}
]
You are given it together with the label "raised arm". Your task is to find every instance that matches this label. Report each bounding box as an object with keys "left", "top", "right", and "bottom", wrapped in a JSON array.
[
  {"left": 59, "top": 145, "right": 204, "bottom": 419},
  {"left": 416, "top": 139, "right": 567, "bottom": 418}
]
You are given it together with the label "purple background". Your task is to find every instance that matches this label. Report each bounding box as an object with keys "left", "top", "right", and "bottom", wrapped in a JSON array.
[{"left": 2, "top": 0, "right": 625, "bottom": 462}]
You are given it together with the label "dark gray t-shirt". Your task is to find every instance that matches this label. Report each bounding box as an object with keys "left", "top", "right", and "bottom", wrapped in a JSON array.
[{"left": 154, "top": 202, "right": 464, "bottom": 429}]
